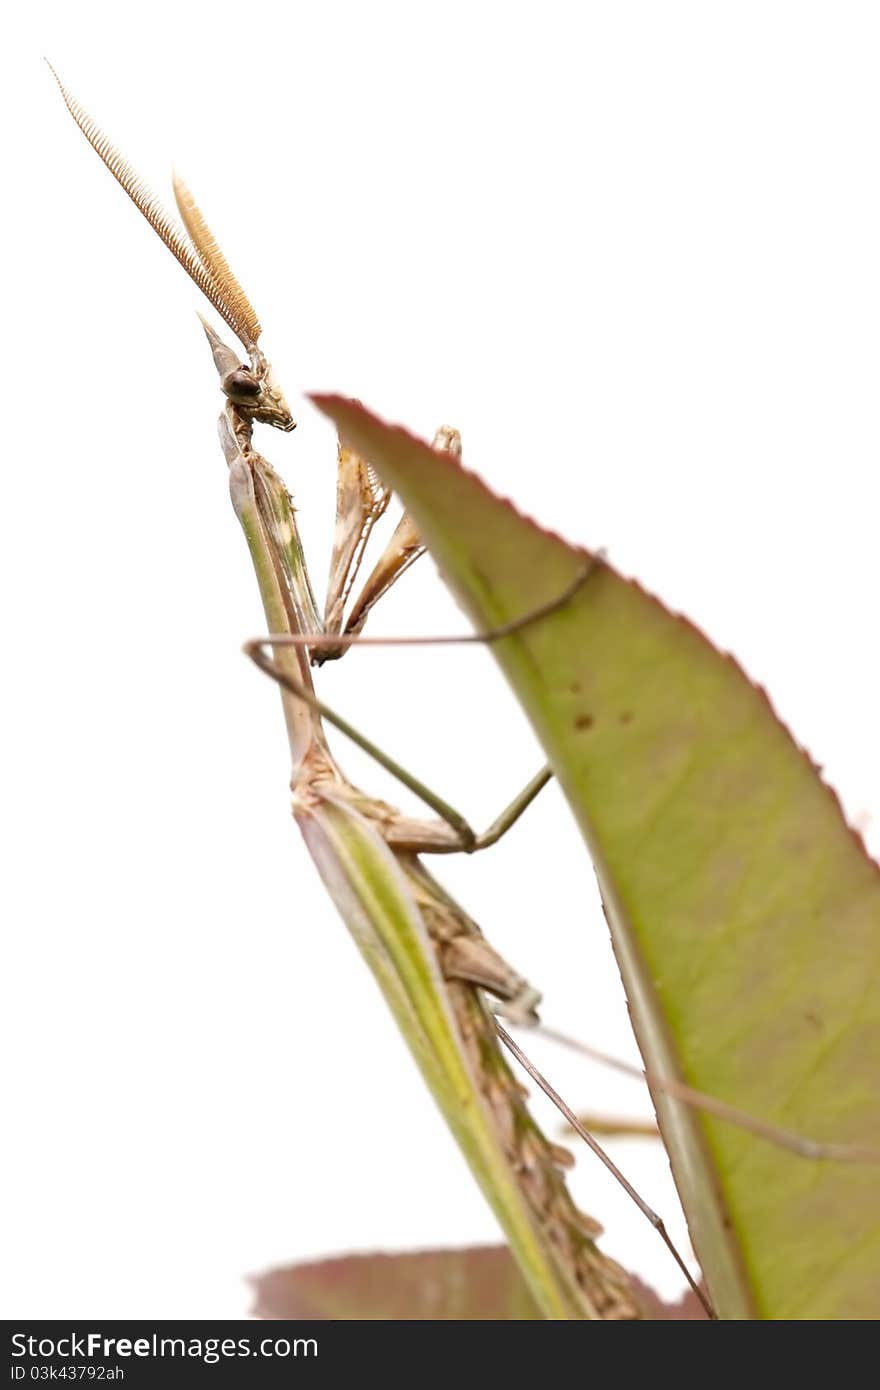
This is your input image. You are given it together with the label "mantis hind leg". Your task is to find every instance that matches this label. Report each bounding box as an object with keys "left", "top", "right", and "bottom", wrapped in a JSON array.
[
  {"left": 245, "top": 636, "right": 553, "bottom": 853},
  {"left": 243, "top": 559, "right": 602, "bottom": 848}
]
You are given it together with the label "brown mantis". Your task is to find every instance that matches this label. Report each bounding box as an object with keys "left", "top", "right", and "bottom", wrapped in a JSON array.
[
  {"left": 50, "top": 68, "right": 663, "bottom": 1322},
  {"left": 51, "top": 68, "right": 879, "bottom": 1322}
]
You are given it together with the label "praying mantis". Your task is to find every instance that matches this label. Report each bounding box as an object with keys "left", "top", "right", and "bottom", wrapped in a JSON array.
[{"left": 51, "top": 69, "right": 879, "bottom": 1322}]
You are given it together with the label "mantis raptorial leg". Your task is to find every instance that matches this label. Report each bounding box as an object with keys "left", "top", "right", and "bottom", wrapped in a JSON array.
[{"left": 319, "top": 431, "right": 470, "bottom": 665}]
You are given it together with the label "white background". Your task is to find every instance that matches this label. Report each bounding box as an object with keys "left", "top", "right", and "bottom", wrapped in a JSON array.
[{"left": 2, "top": 2, "right": 879, "bottom": 1318}]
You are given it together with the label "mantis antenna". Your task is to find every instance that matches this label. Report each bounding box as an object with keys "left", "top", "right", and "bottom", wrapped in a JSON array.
[{"left": 47, "top": 63, "right": 261, "bottom": 354}]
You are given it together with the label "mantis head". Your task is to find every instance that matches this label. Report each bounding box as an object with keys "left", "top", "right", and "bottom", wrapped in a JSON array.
[
  {"left": 50, "top": 69, "right": 296, "bottom": 434},
  {"left": 200, "top": 317, "right": 295, "bottom": 433}
]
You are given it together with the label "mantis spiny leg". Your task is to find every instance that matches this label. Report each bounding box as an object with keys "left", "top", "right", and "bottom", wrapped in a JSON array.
[{"left": 319, "top": 428, "right": 464, "bottom": 665}]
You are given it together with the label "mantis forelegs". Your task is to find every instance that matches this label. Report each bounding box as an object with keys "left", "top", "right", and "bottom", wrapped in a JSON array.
[{"left": 319, "top": 426, "right": 461, "bottom": 663}]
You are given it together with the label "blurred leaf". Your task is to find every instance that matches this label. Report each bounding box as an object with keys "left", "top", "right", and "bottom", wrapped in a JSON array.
[
  {"left": 312, "top": 396, "right": 880, "bottom": 1321},
  {"left": 570, "top": 1114, "right": 659, "bottom": 1139},
  {"left": 252, "top": 1246, "right": 542, "bottom": 1320},
  {"left": 251, "top": 1246, "right": 706, "bottom": 1320}
]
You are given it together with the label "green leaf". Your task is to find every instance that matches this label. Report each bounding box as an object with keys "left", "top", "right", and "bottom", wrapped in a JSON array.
[
  {"left": 250, "top": 1246, "right": 707, "bottom": 1320},
  {"left": 312, "top": 395, "right": 880, "bottom": 1321}
]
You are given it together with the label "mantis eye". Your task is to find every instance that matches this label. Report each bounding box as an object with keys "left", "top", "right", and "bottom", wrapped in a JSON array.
[{"left": 222, "top": 368, "right": 261, "bottom": 399}]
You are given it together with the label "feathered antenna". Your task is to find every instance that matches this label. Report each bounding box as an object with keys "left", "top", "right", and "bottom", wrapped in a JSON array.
[
  {"left": 173, "top": 175, "right": 261, "bottom": 348},
  {"left": 48, "top": 64, "right": 261, "bottom": 353}
]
